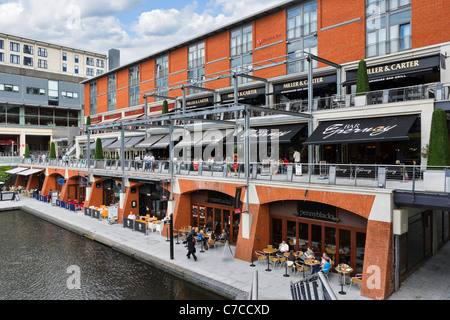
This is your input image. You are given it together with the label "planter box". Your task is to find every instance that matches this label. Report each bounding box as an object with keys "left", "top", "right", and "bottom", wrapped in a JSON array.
[
  {"left": 423, "top": 170, "right": 446, "bottom": 192},
  {"left": 354, "top": 95, "right": 367, "bottom": 107}
]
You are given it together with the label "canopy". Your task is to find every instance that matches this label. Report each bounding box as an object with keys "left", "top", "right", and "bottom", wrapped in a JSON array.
[
  {"left": 135, "top": 134, "right": 166, "bottom": 149},
  {"left": 6, "top": 167, "right": 29, "bottom": 174},
  {"left": 303, "top": 114, "right": 418, "bottom": 145},
  {"left": 17, "top": 168, "right": 44, "bottom": 176}
]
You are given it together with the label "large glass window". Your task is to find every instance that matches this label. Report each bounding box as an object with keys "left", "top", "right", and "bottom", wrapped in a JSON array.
[
  {"left": 366, "top": 0, "right": 411, "bottom": 58},
  {"left": 25, "top": 106, "right": 38, "bottom": 125},
  {"left": 286, "top": 2, "right": 318, "bottom": 74},
  {"left": 89, "top": 81, "right": 97, "bottom": 115},
  {"left": 40, "top": 107, "right": 54, "bottom": 126},
  {"left": 155, "top": 55, "right": 169, "bottom": 101},
  {"left": 48, "top": 81, "right": 59, "bottom": 106},
  {"left": 107, "top": 74, "right": 116, "bottom": 111},
  {"left": 129, "top": 66, "right": 140, "bottom": 107},
  {"left": 230, "top": 24, "right": 253, "bottom": 86},
  {"left": 188, "top": 42, "right": 205, "bottom": 94}
]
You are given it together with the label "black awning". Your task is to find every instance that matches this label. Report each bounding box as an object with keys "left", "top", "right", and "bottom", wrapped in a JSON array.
[
  {"left": 273, "top": 74, "right": 337, "bottom": 95},
  {"left": 303, "top": 114, "right": 418, "bottom": 145},
  {"left": 230, "top": 123, "right": 307, "bottom": 145},
  {"left": 221, "top": 87, "right": 266, "bottom": 103},
  {"left": 343, "top": 54, "right": 440, "bottom": 86}
]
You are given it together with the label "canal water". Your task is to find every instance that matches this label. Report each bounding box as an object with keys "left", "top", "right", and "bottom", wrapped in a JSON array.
[{"left": 0, "top": 210, "right": 225, "bottom": 300}]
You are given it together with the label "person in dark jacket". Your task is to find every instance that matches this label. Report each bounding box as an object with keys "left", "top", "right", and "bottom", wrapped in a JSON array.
[{"left": 186, "top": 233, "right": 197, "bottom": 261}]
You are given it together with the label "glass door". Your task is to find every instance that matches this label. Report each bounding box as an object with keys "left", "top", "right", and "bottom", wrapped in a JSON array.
[{"left": 214, "top": 208, "right": 222, "bottom": 236}]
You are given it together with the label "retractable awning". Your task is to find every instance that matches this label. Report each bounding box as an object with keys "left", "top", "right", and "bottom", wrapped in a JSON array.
[
  {"left": 17, "top": 168, "right": 44, "bottom": 176},
  {"left": 198, "top": 129, "right": 235, "bottom": 147},
  {"left": 124, "top": 136, "right": 145, "bottom": 148},
  {"left": 135, "top": 134, "right": 166, "bottom": 149},
  {"left": 105, "top": 138, "right": 131, "bottom": 150},
  {"left": 229, "top": 123, "right": 307, "bottom": 145},
  {"left": 6, "top": 167, "right": 29, "bottom": 174},
  {"left": 303, "top": 114, "right": 418, "bottom": 145},
  {"left": 89, "top": 138, "right": 117, "bottom": 149}
]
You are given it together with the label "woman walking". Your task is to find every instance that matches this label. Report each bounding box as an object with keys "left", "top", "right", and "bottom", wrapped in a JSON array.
[{"left": 186, "top": 233, "right": 197, "bottom": 261}]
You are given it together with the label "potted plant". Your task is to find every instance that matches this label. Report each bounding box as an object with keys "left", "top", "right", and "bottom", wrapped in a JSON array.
[
  {"left": 94, "top": 138, "right": 104, "bottom": 168},
  {"left": 423, "top": 108, "right": 450, "bottom": 191},
  {"left": 354, "top": 59, "right": 370, "bottom": 106},
  {"left": 49, "top": 142, "right": 56, "bottom": 159}
]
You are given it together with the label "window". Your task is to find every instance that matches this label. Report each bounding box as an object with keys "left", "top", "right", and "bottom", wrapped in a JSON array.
[
  {"left": 26, "top": 87, "right": 46, "bottom": 95},
  {"left": 38, "top": 47, "right": 48, "bottom": 57},
  {"left": 96, "top": 69, "right": 103, "bottom": 76},
  {"left": 188, "top": 42, "right": 205, "bottom": 94},
  {"left": 23, "top": 57, "right": 33, "bottom": 67},
  {"left": 23, "top": 44, "right": 33, "bottom": 55},
  {"left": 75, "top": 65, "right": 79, "bottom": 74},
  {"left": 0, "top": 52, "right": 3, "bottom": 62},
  {"left": 62, "top": 52, "right": 67, "bottom": 61},
  {"left": 62, "top": 91, "right": 79, "bottom": 99},
  {"left": 38, "top": 59, "right": 48, "bottom": 69},
  {"left": 97, "top": 59, "right": 104, "bottom": 68},
  {"left": 0, "top": 84, "right": 19, "bottom": 92},
  {"left": 62, "top": 63, "right": 67, "bottom": 72},
  {"left": 74, "top": 54, "right": 79, "bottom": 63},
  {"left": 155, "top": 55, "right": 169, "bottom": 101},
  {"left": 89, "top": 82, "right": 97, "bottom": 115},
  {"left": 48, "top": 80, "right": 59, "bottom": 106},
  {"left": 86, "top": 68, "right": 94, "bottom": 76},
  {"left": 366, "top": 0, "right": 411, "bottom": 57},
  {"left": 107, "top": 74, "right": 116, "bottom": 111},
  {"left": 129, "top": 66, "right": 140, "bottom": 107},
  {"left": 286, "top": 2, "right": 318, "bottom": 74},
  {"left": 10, "top": 42, "right": 19, "bottom": 52},
  {"left": 10, "top": 54, "right": 20, "bottom": 64},
  {"left": 0, "top": 40, "right": 4, "bottom": 49},
  {"left": 86, "top": 57, "right": 94, "bottom": 66},
  {"left": 230, "top": 24, "right": 253, "bottom": 85}
]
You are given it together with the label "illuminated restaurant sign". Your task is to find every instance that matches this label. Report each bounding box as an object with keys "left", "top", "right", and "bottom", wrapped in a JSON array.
[
  {"left": 304, "top": 115, "right": 418, "bottom": 146},
  {"left": 274, "top": 74, "right": 337, "bottom": 94},
  {"left": 294, "top": 201, "right": 339, "bottom": 223},
  {"left": 344, "top": 54, "right": 440, "bottom": 85}
]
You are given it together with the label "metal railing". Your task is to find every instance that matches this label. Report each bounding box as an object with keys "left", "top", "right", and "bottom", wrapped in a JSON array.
[{"left": 20, "top": 157, "right": 450, "bottom": 193}]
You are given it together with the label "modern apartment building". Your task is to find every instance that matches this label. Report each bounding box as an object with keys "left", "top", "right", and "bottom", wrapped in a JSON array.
[
  {"left": 0, "top": 32, "right": 108, "bottom": 157},
  {"left": 16, "top": 0, "right": 450, "bottom": 300}
]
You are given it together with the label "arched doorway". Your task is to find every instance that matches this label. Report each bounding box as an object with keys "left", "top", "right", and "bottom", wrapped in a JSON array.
[
  {"left": 269, "top": 200, "right": 367, "bottom": 274},
  {"left": 103, "top": 179, "right": 121, "bottom": 206},
  {"left": 190, "top": 190, "right": 240, "bottom": 245}
]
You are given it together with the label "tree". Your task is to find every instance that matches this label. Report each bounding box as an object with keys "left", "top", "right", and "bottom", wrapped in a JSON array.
[
  {"left": 95, "top": 138, "right": 104, "bottom": 160},
  {"left": 24, "top": 144, "right": 30, "bottom": 158},
  {"left": 49, "top": 142, "right": 56, "bottom": 159},
  {"left": 162, "top": 100, "right": 169, "bottom": 114},
  {"left": 427, "top": 108, "right": 450, "bottom": 170},
  {"left": 356, "top": 59, "right": 370, "bottom": 94},
  {"left": 86, "top": 116, "right": 91, "bottom": 126}
]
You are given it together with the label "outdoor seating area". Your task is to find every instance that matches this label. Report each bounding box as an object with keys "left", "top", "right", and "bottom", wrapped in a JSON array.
[{"left": 252, "top": 244, "right": 362, "bottom": 296}]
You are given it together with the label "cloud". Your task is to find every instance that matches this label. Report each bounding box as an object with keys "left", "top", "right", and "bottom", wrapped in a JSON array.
[{"left": 0, "top": 0, "right": 286, "bottom": 65}]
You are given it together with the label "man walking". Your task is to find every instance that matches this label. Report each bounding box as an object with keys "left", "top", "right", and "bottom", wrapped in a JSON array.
[{"left": 186, "top": 233, "right": 197, "bottom": 261}]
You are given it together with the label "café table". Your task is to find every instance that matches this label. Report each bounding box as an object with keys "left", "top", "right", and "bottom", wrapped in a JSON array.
[
  {"left": 335, "top": 264, "right": 353, "bottom": 295},
  {"left": 263, "top": 247, "right": 277, "bottom": 272},
  {"left": 304, "top": 259, "right": 321, "bottom": 275}
]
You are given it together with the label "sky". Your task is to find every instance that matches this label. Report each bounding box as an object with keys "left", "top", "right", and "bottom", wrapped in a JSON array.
[{"left": 0, "top": 0, "right": 287, "bottom": 65}]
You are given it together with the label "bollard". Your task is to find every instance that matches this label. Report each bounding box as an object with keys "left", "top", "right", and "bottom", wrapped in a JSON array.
[{"left": 250, "top": 248, "right": 256, "bottom": 267}]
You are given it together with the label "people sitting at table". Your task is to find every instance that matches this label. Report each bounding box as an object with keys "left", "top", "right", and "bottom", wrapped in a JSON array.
[
  {"left": 300, "top": 247, "right": 315, "bottom": 261},
  {"left": 127, "top": 212, "right": 136, "bottom": 220},
  {"left": 197, "top": 230, "right": 208, "bottom": 248},
  {"left": 207, "top": 232, "right": 216, "bottom": 249},
  {"left": 216, "top": 229, "right": 228, "bottom": 242},
  {"left": 276, "top": 240, "right": 290, "bottom": 255},
  {"left": 287, "top": 250, "right": 297, "bottom": 267},
  {"left": 321, "top": 252, "right": 332, "bottom": 266}
]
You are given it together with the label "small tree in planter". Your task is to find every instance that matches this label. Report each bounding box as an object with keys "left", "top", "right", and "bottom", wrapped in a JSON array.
[
  {"left": 86, "top": 116, "right": 91, "bottom": 126},
  {"left": 95, "top": 138, "right": 104, "bottom": 160},
  {"left": 427, "top": 108, "right": 450, "bottom": 170},
  {"left": 49, "top": 142, "right": 56, "bottom": 159},
  {"left": 355, "top": 59, "right": 371, "bottom": 106},
  {"left": 424, "top": 108, "right": 450, "bottom": 192},
  {"left": 162, "top": 100, "right": 169, "bottom": 114},
  {"left": 24, "top": 144, "right": 30, "bottom": 158}
]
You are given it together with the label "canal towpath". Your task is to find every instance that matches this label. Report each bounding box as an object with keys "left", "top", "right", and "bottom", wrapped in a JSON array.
[{"left": 1, "top": 196, "right": 370, "bottom": 300}]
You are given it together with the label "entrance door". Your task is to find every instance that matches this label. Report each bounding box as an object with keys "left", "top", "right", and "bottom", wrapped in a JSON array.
[{"left": 192, "top": 204, "right": 237, "bottom": 245}]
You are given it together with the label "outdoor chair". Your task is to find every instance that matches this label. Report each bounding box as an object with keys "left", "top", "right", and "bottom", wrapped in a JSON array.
[
  {"left": 287, "top": 260, "right": 296, "bottom": 275},
  {"left": 255, "top": 251, "right": 266, "bottom": 265},
  {"left": 350, "top": 274, "right": 363, "bottom": 290},
  {"left": 269, "top": 255, "right": 280, "bottom": 269},
  {"left": 295, "top": 261, "right": 308, "bottom": 276},
  {"left": 208, "top": 239, "right": 215, "bottom": 249},
  {"left": 276, "top": 254, "right": 287, "bottom": 269}
]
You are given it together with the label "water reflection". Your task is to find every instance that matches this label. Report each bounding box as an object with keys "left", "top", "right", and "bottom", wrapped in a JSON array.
[{"left": 0, "top": 210, "right": 225, "bottom": 300}]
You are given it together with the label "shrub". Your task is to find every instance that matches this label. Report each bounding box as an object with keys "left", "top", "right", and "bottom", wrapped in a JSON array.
[
  {"left": 95, "top": 138, "right": 104, "bottom": 160},
  {"left": 49, "top": 142, "right": 56, "bottom": 159},
  {"left": 427, "top": 108, "right": 450, "bottom": 170},
  {"left": 356, "top": 59, "right": 370, "bottom": 94}
]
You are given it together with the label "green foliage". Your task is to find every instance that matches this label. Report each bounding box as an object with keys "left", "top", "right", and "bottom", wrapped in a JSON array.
[
  {"left": 49, "top": 142, "right": 56, "bottom": 159},
  {"left": 356, "top": 59, "right": 370, "bottom": 94},
  {"left": 86, "top": 116, "right": 91, "bottom": 126},
  {"left": 95, "top": 138, "right": 104, "bottom": 160},
  {"left": 0, "top": 166, "right": 11, "bottom": 184},
  {"left": 162, "top": 100, "right": 169, "bottom": 114},
  {"left": 24, "top": 144, "right": 30, "bottom": 158},
  {"left": 427, "top": 108, "right": 450, "bottom": 170}
]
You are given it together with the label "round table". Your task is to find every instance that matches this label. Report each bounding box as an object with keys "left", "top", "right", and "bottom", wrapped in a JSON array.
[
  {"left": 335, "top": 264, "right": 353, "bottom": 295},
  {"left": 263, "top": 248, "right": 277, "bottom": 272},
  {"left": 304, "top": 259, "right": 320, "bottom": 275}
]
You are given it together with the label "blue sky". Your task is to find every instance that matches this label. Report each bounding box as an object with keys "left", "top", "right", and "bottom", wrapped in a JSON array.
[{"left": 0, "top": 0, "right": 286, "bottom": 65}]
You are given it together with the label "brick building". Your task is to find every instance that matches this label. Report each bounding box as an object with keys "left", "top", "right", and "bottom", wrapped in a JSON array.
[{"left": 16, "top": 0, "right": 450, "bottom": 300}]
